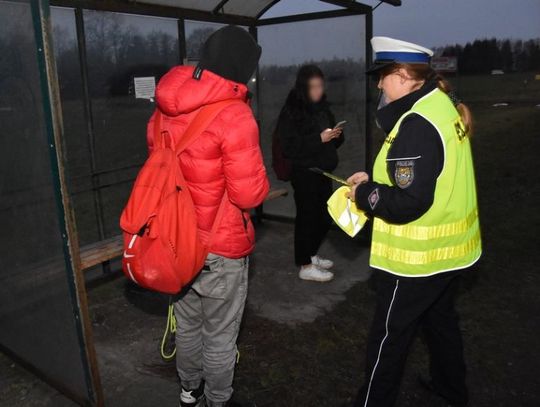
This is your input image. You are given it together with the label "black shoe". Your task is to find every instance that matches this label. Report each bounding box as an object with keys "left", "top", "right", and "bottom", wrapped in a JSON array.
[
  {"left": 180, "top": 381, "right": 205, "bottom": 407},
  {"left": 418, "top": 375, "right": 468, "bottom": 407}
]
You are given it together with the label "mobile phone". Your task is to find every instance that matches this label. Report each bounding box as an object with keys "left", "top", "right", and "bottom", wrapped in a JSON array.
[{"left": 333, "top": 120, "right": 347, "bottom": 130}]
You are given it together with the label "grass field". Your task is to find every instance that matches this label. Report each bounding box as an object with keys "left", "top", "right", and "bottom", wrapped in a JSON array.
[{"left": 455, "top": 71, "right": 540, "bottom": 103}]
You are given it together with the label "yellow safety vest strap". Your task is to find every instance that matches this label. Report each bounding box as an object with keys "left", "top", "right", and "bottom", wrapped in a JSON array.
[
  {"left": 373, "top": 209, "right": 478, "bottom": 241},
  {"left": 371, "top": 230, "right": 481, "bottom": 266}
]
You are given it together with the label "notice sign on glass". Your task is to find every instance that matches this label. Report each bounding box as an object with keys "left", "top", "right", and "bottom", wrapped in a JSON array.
[{"left": 134, "top": 76, "right": 156, "bottom": 100}]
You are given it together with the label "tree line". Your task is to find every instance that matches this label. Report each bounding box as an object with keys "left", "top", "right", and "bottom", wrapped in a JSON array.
[{"left": 434, "top": 38, "right": 540, "bottom": 74}]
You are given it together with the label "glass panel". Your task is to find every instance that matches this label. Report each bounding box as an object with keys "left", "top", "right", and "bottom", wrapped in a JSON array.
[
  {"left": 141, "top": 0, "right": 222, "bottom": 12},
  {"left": 51, "top": 7, "right": 100, "bottom": 246},
  {"left": 185, "top": 20, "right": 225, "bottom": 63},
  {"left": 260, "top": 0, "right": 343, "bottom": 18},
  {"left": 0, "top": 0, "right": 91, "bottom": 402},
  {"left": 83, "top": 10, "right": 179, "bottom": 239},
  {"left": 223, "top": 0, "right": 275, "bottom": 17},
  {"left": 257, "top": 15, "right": 366, "bottom": 217}
]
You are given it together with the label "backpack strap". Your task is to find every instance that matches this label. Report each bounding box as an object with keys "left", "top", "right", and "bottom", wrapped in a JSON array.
[
  {"left": 154, "top": 99, "right": 244, "bottom": 253},
  {"left": 178, "top": 100, "right": 242, "bottom": 251},
  {"left": 174, "top": 99, "right": 241, "bottom": 154},
  {"left": 152, "top": 111, "right": 173, "bottom": 150}
]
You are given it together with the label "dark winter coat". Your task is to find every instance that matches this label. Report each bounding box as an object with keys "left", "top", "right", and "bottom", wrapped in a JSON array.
[{"left": 277, "top": 101, "right": 344, "bottom": 172}]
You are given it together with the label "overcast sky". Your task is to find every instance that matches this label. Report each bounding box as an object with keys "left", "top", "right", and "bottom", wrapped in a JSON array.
[{"left": 264, "top": 0, "right": 540, "bottom": 48}]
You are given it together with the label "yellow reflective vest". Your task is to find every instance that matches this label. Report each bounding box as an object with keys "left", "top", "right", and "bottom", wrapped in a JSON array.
[{"left": 370, "top": 88, "right": 481, "bottom": 277}]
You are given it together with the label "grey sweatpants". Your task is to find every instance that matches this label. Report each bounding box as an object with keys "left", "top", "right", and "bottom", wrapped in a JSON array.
[{"left": 174, "top": 253, "right": 248, "bottom": 407}]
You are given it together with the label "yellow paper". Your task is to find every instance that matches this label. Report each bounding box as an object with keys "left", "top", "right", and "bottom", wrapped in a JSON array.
[{"left": 327, "top": 186, "right": 369, "bottom": 237}]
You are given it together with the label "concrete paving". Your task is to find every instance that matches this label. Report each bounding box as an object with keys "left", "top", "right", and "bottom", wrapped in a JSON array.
[{"left": 248, "top": 220, "right": 371, "bottom": 325}]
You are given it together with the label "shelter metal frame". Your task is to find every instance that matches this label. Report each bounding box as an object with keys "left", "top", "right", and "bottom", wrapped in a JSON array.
[{"left": 49, "top": 0, "right": 375, "bottom": 228}]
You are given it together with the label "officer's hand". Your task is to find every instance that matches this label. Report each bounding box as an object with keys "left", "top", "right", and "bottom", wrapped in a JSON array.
[
  {"left": 347, "top": 172, "right": 369, "bottom": 185},
  {"left": 345, "top": 184, "right": 358, "bottom": 202}
]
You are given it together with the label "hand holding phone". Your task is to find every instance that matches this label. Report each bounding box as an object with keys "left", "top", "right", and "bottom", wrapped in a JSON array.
[
  {"left": 321, "top": 128, "right": 339, "bottom": 143},
  {"left": 333, "top": 120, "right": 347, "bottom": 130}
]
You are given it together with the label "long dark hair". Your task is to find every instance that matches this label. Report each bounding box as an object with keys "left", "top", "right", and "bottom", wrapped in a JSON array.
[{"left": 281, "top": 64, "right": 326, "bottom": 119}]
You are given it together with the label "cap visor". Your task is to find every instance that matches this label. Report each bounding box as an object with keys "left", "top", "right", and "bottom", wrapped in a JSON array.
[{"left": 365, "top": 60, "right": 395, "bottom": 75}]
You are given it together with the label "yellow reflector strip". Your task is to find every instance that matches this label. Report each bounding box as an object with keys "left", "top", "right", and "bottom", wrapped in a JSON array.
[
  {"left": 371, "top": 231, "right": 481, "bottom": 266},
  {"left": 373, "top": 209, "right": 478, "bottom": 241}
]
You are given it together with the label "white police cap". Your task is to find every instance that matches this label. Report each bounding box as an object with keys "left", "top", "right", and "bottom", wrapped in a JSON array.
[{"left": 367, "top": 36, "right": 434, "bottom": 74}]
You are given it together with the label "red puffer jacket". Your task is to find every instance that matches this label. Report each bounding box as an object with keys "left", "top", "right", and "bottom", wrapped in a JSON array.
[{"left": 148, "top": 65, "right": 269, "bottom": 259}]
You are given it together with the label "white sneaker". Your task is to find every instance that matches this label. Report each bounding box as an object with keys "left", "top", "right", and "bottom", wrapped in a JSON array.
[
  {"left": 180, "top": 384, "right": 205, "bottom": 407},
  {"left": 299, "top": 264, "right": 334, "bottom": 282},
  {"left": 311, "top": 255, "right": 334, "bottom": 269}
]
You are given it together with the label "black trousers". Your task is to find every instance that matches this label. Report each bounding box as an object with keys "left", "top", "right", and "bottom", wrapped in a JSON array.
[
  {"left": 291, "top": 169, "right": 333, "bottom": 266},
  {"left": 355, "top": 270, "right": 468, "bottom": 407}
]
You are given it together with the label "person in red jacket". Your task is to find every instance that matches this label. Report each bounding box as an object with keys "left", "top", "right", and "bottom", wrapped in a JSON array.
[{"left": 149, "top": 26, "right": 268, "bottom": 407}]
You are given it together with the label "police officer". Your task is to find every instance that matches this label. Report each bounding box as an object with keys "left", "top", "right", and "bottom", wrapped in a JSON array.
[{"left": 346, "top": 37, "right": 482, "bottom": 407}]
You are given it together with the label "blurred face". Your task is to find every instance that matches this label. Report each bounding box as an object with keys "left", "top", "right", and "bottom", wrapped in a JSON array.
[
  {"left": 377, "top": 68, "right": 424, "bottom": 103},
  {"left": 308, "top": 76, "right": 325, "bottom": 103}
]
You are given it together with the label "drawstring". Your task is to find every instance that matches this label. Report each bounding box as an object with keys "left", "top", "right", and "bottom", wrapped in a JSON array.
[
  {"left": 160, "top": 296, "right": 241, "bottom": 364},
  {"left": 160, "top": 298, "right": 177, "bottom": 361}
]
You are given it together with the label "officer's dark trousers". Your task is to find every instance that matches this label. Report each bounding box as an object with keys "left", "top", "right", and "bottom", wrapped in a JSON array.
[
  {"left": 291, "top": 169, "right": 333, "bottom": 266},
  {"left": 355, "top": 270, "right": 468, "bottom": 407}
]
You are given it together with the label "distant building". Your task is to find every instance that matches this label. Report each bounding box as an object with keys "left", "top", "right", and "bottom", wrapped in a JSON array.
[{"left": 431, "top": 56, "right": 458, "bottom": 73}]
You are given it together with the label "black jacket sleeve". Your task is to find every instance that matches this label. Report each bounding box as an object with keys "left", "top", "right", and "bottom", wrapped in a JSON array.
[
  {"left": 354, "top": 114, "right": 444, "bottom": 224},
  {"left": 278, "top": 110, "right": 324, "bottom": 160}
]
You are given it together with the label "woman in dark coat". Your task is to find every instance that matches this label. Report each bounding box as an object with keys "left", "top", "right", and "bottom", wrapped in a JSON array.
[{"left": 276, "top": 64, "right": 344, "bottom": 282}]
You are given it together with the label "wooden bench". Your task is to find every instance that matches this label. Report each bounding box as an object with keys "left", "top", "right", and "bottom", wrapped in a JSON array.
[
  {"left": 80, "top": 188, "right": 288, "bottom": 271},
  {"left": 254, "top": 187, "right": 288, "bottom": 224},
  {"left": 80, "top": 235, "right": 124, "bottom": 271},
  {"left": 264, "top": 188, "right": 288, "bottom": 201}
]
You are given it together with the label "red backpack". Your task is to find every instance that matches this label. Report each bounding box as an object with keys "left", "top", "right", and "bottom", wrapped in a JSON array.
[{"left": 120, "top": 99, "right": 238, "bottom": 294}]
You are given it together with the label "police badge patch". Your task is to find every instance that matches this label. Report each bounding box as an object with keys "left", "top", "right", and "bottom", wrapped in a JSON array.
[{"left": 394, "top": 160, "right": 415, "bottom": 189}]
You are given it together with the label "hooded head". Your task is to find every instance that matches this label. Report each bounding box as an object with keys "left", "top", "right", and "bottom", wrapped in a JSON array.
[{"left": 197, "top": 25, "right": 261, "bottom": 85}]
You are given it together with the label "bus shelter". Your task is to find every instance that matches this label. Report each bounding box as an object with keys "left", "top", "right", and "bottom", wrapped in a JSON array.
[{"left": 0, "top": 0, "right": 399, "bottom": 404}]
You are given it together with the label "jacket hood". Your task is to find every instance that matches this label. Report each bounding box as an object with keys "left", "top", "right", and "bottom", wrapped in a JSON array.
[{"left": 155, "top": 65, "right": 248, "bottom": 116}]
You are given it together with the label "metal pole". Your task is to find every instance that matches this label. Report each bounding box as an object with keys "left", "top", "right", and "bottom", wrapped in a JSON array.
[
  {"left": 248, "top": 25, "right": 260, "bottom": 116},
  {"left": 365, "top": 8, "right": 373, "bottom": 170},
  {"left": 177, "top": 17, "right": 186, "bottom": 64},
  {"left": 74, "top": 7, "right": 110, "bottom": 273},
  {"left": 30, "top": 0, "right": 104, "bottom": 404},
  {"left": 249, "top": 25, "right": 266, "bottom": 223}
]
